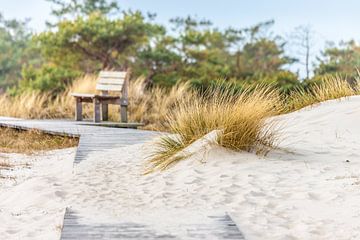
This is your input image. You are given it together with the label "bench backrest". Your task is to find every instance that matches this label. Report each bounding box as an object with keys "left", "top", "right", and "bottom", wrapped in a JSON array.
[{"left": 96, "top": 71, "right": 128, "bottom": 93}]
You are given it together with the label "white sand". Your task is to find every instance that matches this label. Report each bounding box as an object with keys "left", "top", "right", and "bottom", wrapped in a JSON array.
[
  {"left": 2, "top": 96, "right": 360, "bottom": 239},
  {"left": 0, "top": 149, "right": 75, "bottom": 239}
]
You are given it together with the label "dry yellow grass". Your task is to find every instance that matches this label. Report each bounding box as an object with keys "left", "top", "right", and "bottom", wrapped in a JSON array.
[
  {"left": 129, "top": 79, "right": 191, "bottom": 130},
  {"left": 0, "top": 75, "right": 190, "bottom": 130},
  {"left": 0, "top": 127, "right": 79, "bottom": 154},
  {"left": 146, "top": 85, "right": 283, "bottom": 172},
  {"left": 285, "top": 76, "right": 358, "bottom": 112}
]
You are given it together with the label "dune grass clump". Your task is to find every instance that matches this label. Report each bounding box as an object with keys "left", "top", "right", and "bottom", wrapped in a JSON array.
[
  {"left": 147, "top": 85, "right": 283, "bottom": 172},
  {"left": 0, "top": 127, "right": 79, "bottom": 154},
  {"left": 286, "top": 76, "right": 358, "bottom": 112}
]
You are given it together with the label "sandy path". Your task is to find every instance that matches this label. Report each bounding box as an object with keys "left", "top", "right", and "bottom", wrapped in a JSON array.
[
  {"left": 2, "top": 96, "right": 360, "bottom": 239},
  {"left": 0, "top": 149, "right": 75, "bottom": 239}
]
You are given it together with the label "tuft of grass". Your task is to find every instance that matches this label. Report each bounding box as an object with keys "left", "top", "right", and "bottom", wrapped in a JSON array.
[
  {"left": 0, "top": 127, "right": 79, "bottom": 154},
  {"left": 146, "top": 85, "right": 283, "bottom": 172},
  {"left": 285, "top": 76, "right": 357, "bottom": 112}
]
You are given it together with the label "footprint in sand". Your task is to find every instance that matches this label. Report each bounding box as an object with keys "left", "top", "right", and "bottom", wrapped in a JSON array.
[
  {"left": 307, "top": 192, "right": 321, "bottom": 200},
  {"left": 223, "top": 183, "right": 242, "bottom": 194},
  {"left": 54, "top": 190, "right": 67, "bottom": 198},
  {"left": 249, "top": 190, "right": 266, "bottom": 197},
  {"left": 184, "top": 178, "right": 202, "bottom": 185},
  {"left": 6, "top": 229, "right": 19, "bottom": 234}
]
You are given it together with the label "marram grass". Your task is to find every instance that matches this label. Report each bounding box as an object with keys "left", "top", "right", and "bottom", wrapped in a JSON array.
[
  {"left": 146, "top": 85, "right": 283, "bottom": 172},
  {"left": 285, "top": 76, "right": 358, "bottom": 112}
]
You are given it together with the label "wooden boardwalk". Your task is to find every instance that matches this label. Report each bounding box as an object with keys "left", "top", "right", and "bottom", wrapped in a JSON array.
[
  {"left": 0, "top": 117, "right": 245, "bottom": 239},
  {"left": 0, "top": 117, "right": 157, "bottom": 164}
]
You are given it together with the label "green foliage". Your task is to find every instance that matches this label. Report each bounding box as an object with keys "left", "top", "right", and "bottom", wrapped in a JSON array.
[
  {"left": 36, "top": 11, "right": 163, "bottom": 72},
  {"left": 315, "top": 40, "right": 360, "bottom": 82},
  {"left": 12, "top": 64, "right": 80, "bottom": 94},
  {"left": 0, "top": 14, "right": 34, "bottom": 90},
  {"left": 258, "top": 70, "right": 302, "bottom": 95},
  {"left": 46, "top": 0, "right": 119, "bottom": 18},
  {"left": 137, "top": 18, "right": 296, "bottom": 89},
  {"left": 133, "top": 35, "right": 182, "bottom": 87},
  {"left": 233, "top": 39, "right": 294, "bottom": 78},
  {"left": 190, "top": 79, "right": 245, "bottom": 98}
]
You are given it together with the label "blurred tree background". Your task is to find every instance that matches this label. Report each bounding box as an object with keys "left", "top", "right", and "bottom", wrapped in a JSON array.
[{"left": 0, "top": 0, "right": 359, "bottom": 95}]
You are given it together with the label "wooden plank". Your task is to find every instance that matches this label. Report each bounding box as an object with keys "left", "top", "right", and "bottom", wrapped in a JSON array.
[
  {"left": 71, "top": 93, "right": 96, "bottom": 98},
  {"left": 96, "top": 84, "right": 123, "bottom": 91},
  {"left": 60, "top": 209, "right": 176, "bottom": 240},
  {"left": 99, "top": 71, "right": 127, "bottom": 78},
  {"left": 98, "top": 78, "right": 125, "bottom": 85}
]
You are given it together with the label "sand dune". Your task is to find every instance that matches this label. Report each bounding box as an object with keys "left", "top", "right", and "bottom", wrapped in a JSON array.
[{"left": 1, "top": 96, "right": 360, "bottom": 239}]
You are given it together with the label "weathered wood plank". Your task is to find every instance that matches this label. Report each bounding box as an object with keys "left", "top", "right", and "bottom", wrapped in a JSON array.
[
  {"left": 99, "top": 71, "right": 127, "bottom": 78},
  {"left": 71, "top": 93, "right": 96, "bottom": 98},
  {"left": 60, "top": 209, "right": 244, "bottom": 240},
  {"left": 96, "top": 83, "right": 123, "bottom": 91},
  {"left": 98, "top": 78, "right": 125, "bottom": 85}
]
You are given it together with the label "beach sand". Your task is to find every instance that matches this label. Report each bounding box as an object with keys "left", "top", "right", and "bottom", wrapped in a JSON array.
[{"left": 1, "top": 96, "right": 360, "bottom": 239}]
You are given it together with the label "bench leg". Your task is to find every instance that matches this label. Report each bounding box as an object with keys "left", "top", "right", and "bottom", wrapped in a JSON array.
[
  {"left": 75, "top": 98, "right": 83, "bottom": 121},
  {"left": 120, "top": 105, "right": 128, "bottom": 123},
  {"left": 102, "top": 103, "right": 108, "bottom": 121},
  {"left": 93, "top": 99, "right": 101, "bottom": 123}
]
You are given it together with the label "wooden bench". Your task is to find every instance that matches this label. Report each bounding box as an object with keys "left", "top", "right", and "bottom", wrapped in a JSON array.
[{"left": 71, "top": 70, "right": 130, "bottom": 123}]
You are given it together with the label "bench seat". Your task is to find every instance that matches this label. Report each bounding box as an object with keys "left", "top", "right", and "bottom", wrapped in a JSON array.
[{"left": 71, "top": 93, "right": 121, "bottom": 100}]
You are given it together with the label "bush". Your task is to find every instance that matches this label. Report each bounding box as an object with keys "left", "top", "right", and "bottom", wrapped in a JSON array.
[
  {"left": 10, "top": 64, "right": 80, "bottom": 95},
  {"left": 255, "top": 71, "right": 302, "bottom": 95}
]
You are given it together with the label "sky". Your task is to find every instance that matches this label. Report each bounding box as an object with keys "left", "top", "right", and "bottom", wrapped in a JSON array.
[{"left": 0, "top": 0, "right": 359, "bottom": 76}]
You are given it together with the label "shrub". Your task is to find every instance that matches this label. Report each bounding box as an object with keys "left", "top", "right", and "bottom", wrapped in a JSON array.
[{"left": 12, "top": 64, "right": 81, "bottom": 95}]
